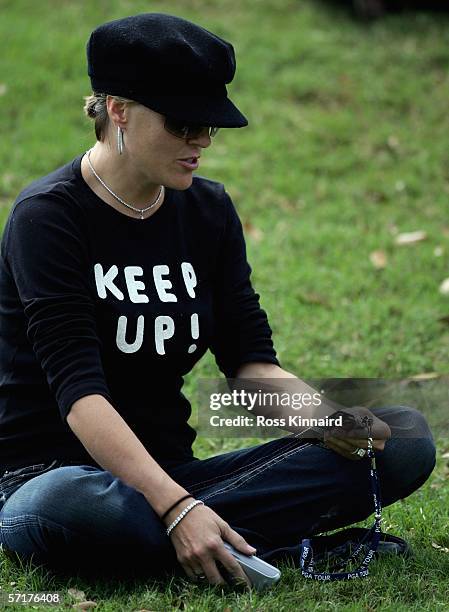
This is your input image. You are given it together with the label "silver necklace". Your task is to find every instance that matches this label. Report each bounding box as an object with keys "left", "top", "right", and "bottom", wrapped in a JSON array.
[{"left": 86, "top": 149, "right": 164, "bottom": 220}]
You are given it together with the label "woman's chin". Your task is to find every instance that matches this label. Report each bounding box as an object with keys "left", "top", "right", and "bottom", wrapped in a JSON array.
[{"left": 168, "top": 174, "right": 195, "bottom": 191}]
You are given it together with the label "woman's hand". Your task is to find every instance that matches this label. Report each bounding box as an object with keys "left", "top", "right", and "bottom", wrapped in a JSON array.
[
  {"left": 165, "top": 502, "right": 256, "bottom": 588},
  {"left": 323, "top": 406, "right": 391, "bottom": 461}
]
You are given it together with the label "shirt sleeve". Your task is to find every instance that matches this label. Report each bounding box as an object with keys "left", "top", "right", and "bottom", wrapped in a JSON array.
[
  {"left": 3, "top": 194, "right": 114, "bottom": 421},
  {"left": 209, "top": 190, "right": 281, "bottom": 378}
]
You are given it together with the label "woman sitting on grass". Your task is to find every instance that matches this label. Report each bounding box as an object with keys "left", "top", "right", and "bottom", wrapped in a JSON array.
[{"left": 0, "top": 13, "right": 436, "bottom": 587}]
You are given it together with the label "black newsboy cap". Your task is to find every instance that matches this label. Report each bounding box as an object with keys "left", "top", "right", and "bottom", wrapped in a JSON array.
[{"left": 87, "top": 13, "right": 248, "bottom": 128}]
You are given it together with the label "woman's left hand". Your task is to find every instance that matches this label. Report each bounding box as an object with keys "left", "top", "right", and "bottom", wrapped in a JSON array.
[{"left": 323, "top": 406, "right": 391, "bottom": 461}]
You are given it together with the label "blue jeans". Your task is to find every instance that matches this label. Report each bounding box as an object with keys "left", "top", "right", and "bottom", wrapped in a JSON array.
[{"left": 0, "top": 406, "right": 436, "bottom": 579}]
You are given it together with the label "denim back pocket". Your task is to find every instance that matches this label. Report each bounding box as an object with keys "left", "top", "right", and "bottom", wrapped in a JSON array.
[{"left": 0, "top": 460, "right": 60, "bottom": 509}]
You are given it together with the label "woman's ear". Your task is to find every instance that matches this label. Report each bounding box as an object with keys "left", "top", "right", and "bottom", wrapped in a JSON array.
[{"left": 106, "top": 96, "right": 128, "bottom": 129}]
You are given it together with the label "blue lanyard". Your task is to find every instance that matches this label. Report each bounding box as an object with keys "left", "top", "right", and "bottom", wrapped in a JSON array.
[{"left": 299, "top": 421, "right": 383, "bottom": 581}]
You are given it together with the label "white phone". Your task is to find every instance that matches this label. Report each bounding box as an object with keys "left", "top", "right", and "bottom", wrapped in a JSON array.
[{"left": 223, "top": 542, "right": 281, "bottom": 590}]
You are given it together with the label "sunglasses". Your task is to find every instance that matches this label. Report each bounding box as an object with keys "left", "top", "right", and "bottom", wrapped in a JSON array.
[{"left": 164, "top": 117, "right": 220, "bottom": 140}]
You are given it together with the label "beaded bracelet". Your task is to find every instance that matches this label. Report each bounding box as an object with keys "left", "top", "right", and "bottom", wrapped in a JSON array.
[{"left": 166, "top": 499, "right": 204, "bottom": 537}]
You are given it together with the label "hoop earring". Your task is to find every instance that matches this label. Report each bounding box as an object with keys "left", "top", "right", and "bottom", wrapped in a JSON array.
[{"left": 117, "top": 126, "right": 124, "bottom": 155}]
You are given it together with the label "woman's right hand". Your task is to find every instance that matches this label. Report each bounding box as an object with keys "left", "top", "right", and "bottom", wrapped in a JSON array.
[{"left": 164, "top": 501, "right": 256, "bottom": 588}]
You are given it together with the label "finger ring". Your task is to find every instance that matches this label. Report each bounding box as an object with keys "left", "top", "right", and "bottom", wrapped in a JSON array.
[{"left": 351, "top": 447, "right": 366, "bottom": 458}]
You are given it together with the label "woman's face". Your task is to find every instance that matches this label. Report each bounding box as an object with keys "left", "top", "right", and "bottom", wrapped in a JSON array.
[{"left": 118, "top": 103, "right": 212, "bottom": 191}]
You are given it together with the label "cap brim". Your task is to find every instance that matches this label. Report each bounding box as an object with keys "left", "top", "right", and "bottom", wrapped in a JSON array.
[{"left": 128, "top": 93, "right": 248, "bottom": 128}]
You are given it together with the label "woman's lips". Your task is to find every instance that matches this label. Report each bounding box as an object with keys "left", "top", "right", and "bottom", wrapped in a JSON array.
[{"left": 177, "top": 157, "right": 200, "bottom": 170}]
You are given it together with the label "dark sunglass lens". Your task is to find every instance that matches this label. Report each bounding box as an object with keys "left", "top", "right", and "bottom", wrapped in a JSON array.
[
  {"left": 165, "top": 118, "right": 220, "bottom": 139},
  {"left": 165, "top": 118, "right": 188, "bottom": 138},
  {"left": 186, "top": 126, "right": 204, "bottom": 138}
]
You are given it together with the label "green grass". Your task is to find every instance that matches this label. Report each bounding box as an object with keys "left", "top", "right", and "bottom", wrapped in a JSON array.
[{"left": 1, "top": 0, "right": 449, "bottom": 609}]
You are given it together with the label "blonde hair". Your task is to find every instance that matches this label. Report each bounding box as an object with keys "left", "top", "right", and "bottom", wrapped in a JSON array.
[{"left": 83, "top": 92, "right": 135, "bottom": 141}]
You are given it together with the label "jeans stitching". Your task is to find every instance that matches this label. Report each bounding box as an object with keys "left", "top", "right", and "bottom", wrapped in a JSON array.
[
  {"left": 185, "top": 434, "right": 307, "bottom": 491},
  {"left": 187, "top": 436, "right": 306, "bottom": 493},
  {"left": 0, "top": 513, "right": 85, "bottom": 554},
  {"left": 0, "top": 464, "right": 48, "bottom": 487},
  {"left": 199, "top": 442, "right": 312, "bottom": 502},
  {"left": 0, "top": 462, "right": 63, "bottom": 510},
  {"left": 198, "top": 442, "right": 313, "bottom": 502}
]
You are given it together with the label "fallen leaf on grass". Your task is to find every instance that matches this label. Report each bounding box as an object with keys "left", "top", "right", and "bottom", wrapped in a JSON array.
[
  {"left": 68, "top": 589, "right": 86, "bottom": 601},
  {"left": 441, "top": 452, "right": 449, "bottom": 459},
  {"left": 0, "top": 84, "right": 7, "bottom": 96},
  {"left": 432, "top": 542, "right": 449, "bottom": 553},
  {"left": 369, "top": 250, "right": 387, "bottom": 269},
  {"left": 434, "top": 246, "right": 444, "bottom": 257},
  {"left": 339, "top": 344, "right": 354, "bottom": 357},
  {"left": 439, "top": 278, "right": 449, "bottom": 296},
  {"left": 72, "top": 602, "right": 97, "bottom": 610},
  {"left": 409, "top": 372, "right": 440, "bottom": 381},
  {"left": 387, "top": 135, "right": 400, "bottom": 150},
  {"left": 243, "top": 221, "right": 264, "bottom": 242},
  {"left": 395, "top": 230, "right": 427, "bottom": 245}
]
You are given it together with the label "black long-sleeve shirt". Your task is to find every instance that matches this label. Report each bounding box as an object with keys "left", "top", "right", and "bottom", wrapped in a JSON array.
[{"left": 0, "top": 154, "right": 279, "bottom": 471}]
